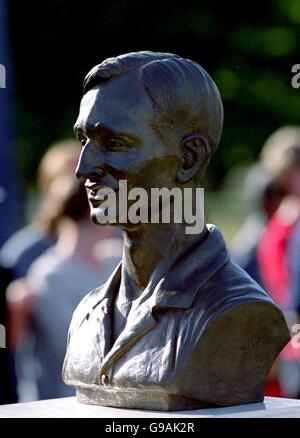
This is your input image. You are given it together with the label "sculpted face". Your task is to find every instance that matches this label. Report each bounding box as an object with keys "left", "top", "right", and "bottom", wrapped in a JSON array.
[{"left": 74, "top": 73, "right": 180, "bottom": 228}]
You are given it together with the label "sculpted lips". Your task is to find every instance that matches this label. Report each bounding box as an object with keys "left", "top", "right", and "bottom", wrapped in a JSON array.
[{"left": 85, "top": 183, "right": 119, "bottom": 207}]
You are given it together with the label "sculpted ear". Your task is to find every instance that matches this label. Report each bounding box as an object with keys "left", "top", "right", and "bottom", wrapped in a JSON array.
[{"left": 176, "top": 134, "right": 210, "bottom": 184}]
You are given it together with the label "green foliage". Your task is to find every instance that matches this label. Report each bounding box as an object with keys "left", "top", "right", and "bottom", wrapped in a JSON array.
[{"left": 9, "top": 0, "right": 300, "bottom": 190}]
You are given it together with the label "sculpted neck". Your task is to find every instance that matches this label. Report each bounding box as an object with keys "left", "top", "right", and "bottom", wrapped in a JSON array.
[{"left": 121, "top": 221, "right": 208, "bottom": 290}]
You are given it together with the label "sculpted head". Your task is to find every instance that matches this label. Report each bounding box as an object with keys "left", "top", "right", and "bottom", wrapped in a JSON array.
[{"left": 74, "top": 51, "right": 223, "bottom": 227}]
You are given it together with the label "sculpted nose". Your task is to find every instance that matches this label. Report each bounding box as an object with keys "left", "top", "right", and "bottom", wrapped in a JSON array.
[{"left": 75, "top": 142, "right": 102, "bottom": 180}]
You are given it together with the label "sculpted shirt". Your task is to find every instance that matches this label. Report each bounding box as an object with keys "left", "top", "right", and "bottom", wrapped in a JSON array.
[{"left": 63, "top": 225, "right": 290, "bottom": 410}]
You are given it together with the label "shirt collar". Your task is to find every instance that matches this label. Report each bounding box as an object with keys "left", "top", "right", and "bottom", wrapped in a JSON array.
[
  {"left": 91, "top": 224, "right": 230, "bottom": 312},
  {"left": 149, "top": 224, "right": 230, "bottom": 310}
]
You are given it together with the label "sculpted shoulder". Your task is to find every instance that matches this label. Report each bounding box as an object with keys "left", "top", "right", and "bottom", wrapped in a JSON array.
[
  {"left": 172, "top": 260, "right": 291, "bottom": 406},
  {"left": 207, "top": 257, "right": 272, "bottom": 303},
  {"left": 68, "top": 285, "right": 105, "bottom": 337}
]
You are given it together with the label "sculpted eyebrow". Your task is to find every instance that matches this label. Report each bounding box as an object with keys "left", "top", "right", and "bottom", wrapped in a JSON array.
[
  {"left": 74, "top": 122, "right": 138, "bottom": 144},
  {"left": 74, "top": 122, "right": 114, "bottom": 138}
]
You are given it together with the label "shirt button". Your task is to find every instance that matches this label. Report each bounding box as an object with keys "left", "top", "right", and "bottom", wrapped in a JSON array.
[{"left": 100, "top": 374, "right": 109, "bottom": 385}]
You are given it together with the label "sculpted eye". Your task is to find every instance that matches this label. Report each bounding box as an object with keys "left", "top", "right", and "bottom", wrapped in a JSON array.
[{"left": 106, "top": 138, "right": 125, "bottom": 149}]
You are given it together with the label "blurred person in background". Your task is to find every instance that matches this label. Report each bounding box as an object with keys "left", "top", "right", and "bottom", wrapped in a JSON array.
[
  {"left": 0, "top": 140, "right": 82, "bottom": 280},
  {"left": 0, "top": 140, "right": 81, "bottom": 403},
  {"left": 231, "top": 163, "right": 283, "bottom": 287},
  {"left": 258, "top": 126, "right": 300, "bottom": 398},
  {"left": 6, "top": 175, "right": 122, "bottom": 401}
]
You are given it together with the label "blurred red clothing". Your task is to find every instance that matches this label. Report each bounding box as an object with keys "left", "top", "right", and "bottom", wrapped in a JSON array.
[
  {"left": 257, "top": 215, "right": 293, "bottom": 308},
  {"left": 258, "top": 213, "right": 300, "bottom": 398},
  {"left": 265, "top": 379, "right": 282, "bottom": 397}
]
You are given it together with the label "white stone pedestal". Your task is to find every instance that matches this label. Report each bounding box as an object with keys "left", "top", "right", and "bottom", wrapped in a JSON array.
[{"left": 0, "top": 396, "right": 300, "bottom": 418}]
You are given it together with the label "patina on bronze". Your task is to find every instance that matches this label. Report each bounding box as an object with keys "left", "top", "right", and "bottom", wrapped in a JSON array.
[{"left": 62, "top": 51, "right": 290, "bottom": 410}]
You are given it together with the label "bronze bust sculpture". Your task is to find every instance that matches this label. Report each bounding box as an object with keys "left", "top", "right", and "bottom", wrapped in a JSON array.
[{"left": 62, "top": 51, "right": 290, "bottom": 410}]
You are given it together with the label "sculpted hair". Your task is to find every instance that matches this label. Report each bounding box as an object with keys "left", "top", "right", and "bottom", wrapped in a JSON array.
[{"left": 83, "top": 51, "right": 223, "bottom": 182}]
